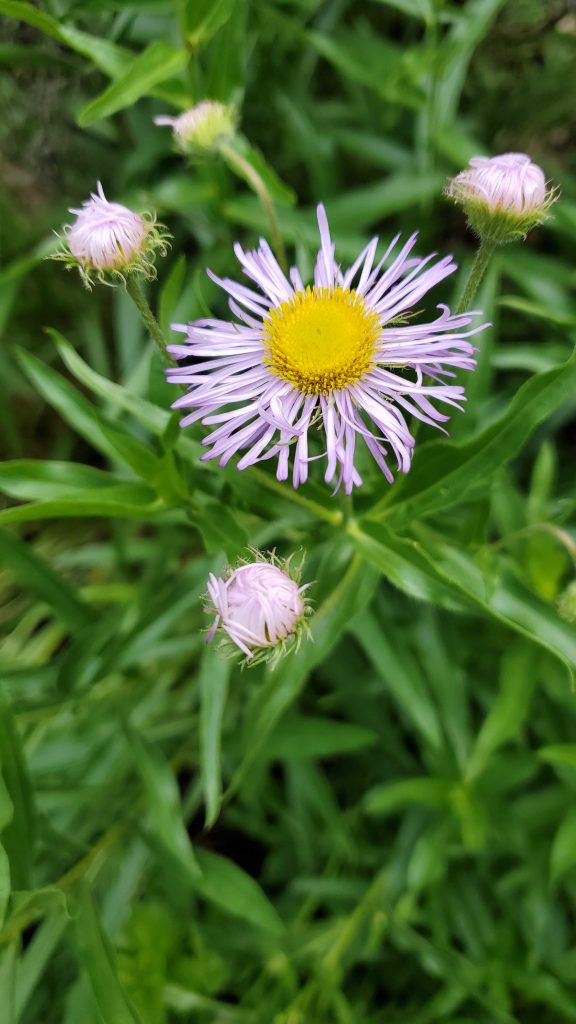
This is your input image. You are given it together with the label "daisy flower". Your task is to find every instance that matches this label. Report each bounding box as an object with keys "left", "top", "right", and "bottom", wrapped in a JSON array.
[{"left": 167, "top": 206, "right": 487, "bottom": 493}]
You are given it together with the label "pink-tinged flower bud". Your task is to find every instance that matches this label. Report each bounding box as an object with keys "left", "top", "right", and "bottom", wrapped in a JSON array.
[
  {"left": 205, "top": 554, "right": 311, "bottom": 666},
  {"left": 154, "top": 100, "right": 237, "bottom": 157},
  {"left": 53, "top": 183, "right": 170, "bottom": 288},
  {"left": 446, "top": 152, "right": 558, "bottom": 244}
]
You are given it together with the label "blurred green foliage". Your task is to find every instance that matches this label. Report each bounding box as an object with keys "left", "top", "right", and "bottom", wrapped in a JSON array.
[{"left": 1, "top": 1, "right": 576, "bottom": 1021}]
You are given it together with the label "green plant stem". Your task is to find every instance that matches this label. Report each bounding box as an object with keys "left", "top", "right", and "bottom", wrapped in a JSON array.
[
  {"left": 338, "top": 491, "right": 354, "bottom": 527},
  {"left": 457, "top": 238, "right": 497, "bottom": 313},
  {"left": 126, "top": 275, "right": 173, "bottom": 365},
  {"left": 219, "top": 141, "right": 288, "bottom": 272}
]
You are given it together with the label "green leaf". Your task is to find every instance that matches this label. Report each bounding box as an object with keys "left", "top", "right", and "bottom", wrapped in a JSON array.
[
  {"left": 0, "top": 942, "right": 16, "bottom": 1024},
  {"left": 0, "top": 0, "right": 65, "bottom": 38},
  {"left": 77, "top": 42, "right": 188, "bottom": 127},
  {"left": 124, "top": 723, "right": 199, "bottom": 876},
  {"left": 364, "top": 778, "right": 453, "bottom": 816},
  {"left": 307, "top": 27, "right": 424, "bottom": 107},
  {"left": 368, "top": 347, "right": 576, "bottom": 527},
  {"left": 499, "top": 295, "right": 576, "bottom": 328},
  {"left": 200, "top": 649, "right": 231, "bottom": 828},
  {"left": 352, "top": 609, "right": 443, "bottom": 751},
  {"left": 0, "top": 771, "right": 13, "bottom": 834},
  {"left": 435, "top": 0, "right": 508, "bottom": 124},
  {"left": 527, "top": 441, "right": 556, "bottom": 525},
  {"left": 232, "top": 554, "right": 379, "bottom": 793},
  {"left": 126, "top": 730, "right": 282, "bottom": 934},
  {"left": 262, "top": 714, "right": 378, "bottom": 760},
  {"left": 194, "top": 849, "right": 284, "bottom": 936},
  {"left": 190, "top": 498, "right": 249, "bottom": 559},
  {"left": 15, "top": 347, "right": 171, "bottom": 504},
  {"left": 16, "top": 348, "right": 126, "bottom": 466},
  {"left": 0, "top": 489, "right": 163, "bottom": 526},
  {"left": 6, "top": 887, "right": 69, "bottom": 945},
  {"left": 325, "top": 174, "right": 445, "bottom": 231},
  {"left": 54, "top": 334, "right": 173, "bottom": 436},
  {"left": 551, "top": 808, "right": 576, "bottom": 884},
  {"left": 204, "top": 0, "right": 246, "bottom": 101},
  {"left": 96, "top": 423, "right": 161, "bottom": 484},
  {"left": 14, "top": 910, "right": 68, "bottom": 1020},
  {"left": 0, "top": 530, "right": 92, "bottom": 634},
  {"left": 332, "top": 128, "right": 412, "bottom": 171},
  {"left": 74, "top": 885, "right": 143, "bottom": 1024},
  {"left": 183, "top": 0, "right": 237, "bottom": 45},
  {"left": 0, "top": 1, "right": 133, "bottom": 78},
  {"left": 370, "top": 0, "right": 434, "bottom": 21},
  {"left": 538, "top": 745, "right": 576, "bottom": 770},
  {"left": 0, "top": 460, "right": 146, "bottom": 500},
  {"left": 221, "top": 134, "right": 296, "bottom": 207},
  {"left": 466, "top": 643, "right": 537, "bottom": 780},
  {"left": 349, "top": 522, "right": 576, "bottom": 677},
  {"left": 159, "top": 256, "right": 187, "bottom": 342},
  {"left": 349, "top": 521, "right": 474, "bottom": 611},
  {"left": 0, "top": 692, "right": 36, "bottom": 890},
  {"left": 0, "top": 2, "right": 189, "bottom": 106},
  {"left": 0, "top": 844, "right": 9, "bottom": 928}
]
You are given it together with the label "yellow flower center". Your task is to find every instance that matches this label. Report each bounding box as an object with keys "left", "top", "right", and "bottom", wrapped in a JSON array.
[{"left": 262, "top": 287, "right": 381, "bottom": 395}]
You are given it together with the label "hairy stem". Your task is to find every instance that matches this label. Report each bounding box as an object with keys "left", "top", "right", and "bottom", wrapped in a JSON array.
[
  {"left": 457, "top": 238, "right": 497, "bottom": 313},
  {"left": 126, "top": 275, "right": 173, "bottom": 365},
  {"left": 219, "top": 141, "right": 288, "bottom": 272}
]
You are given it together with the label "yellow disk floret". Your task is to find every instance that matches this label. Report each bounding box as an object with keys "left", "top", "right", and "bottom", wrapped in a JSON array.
[{"left": 262, "top": 286, "right": 381, "bottom": 395}]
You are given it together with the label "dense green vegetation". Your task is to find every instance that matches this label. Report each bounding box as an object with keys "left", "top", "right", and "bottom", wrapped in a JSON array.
[{"left": 1, "top": 1, "right": 576, "bottom": 1021}]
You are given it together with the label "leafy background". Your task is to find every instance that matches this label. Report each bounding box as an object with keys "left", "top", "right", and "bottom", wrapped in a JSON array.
[{"left": 1, "top": 0, "right": 576, "bottom": 1021}]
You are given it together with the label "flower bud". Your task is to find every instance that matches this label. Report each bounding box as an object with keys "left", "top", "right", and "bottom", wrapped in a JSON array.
[
  {"left": 446, "top": 153, "right": 557, "bottom": 244},
  {"left": 154, "top": 100, "right": 237, "bottom": 158},
  {"left": 53, "top": 183, "right": 169, "bottom": 288},
  {"left": 205, "top": 553, "right": 310, "bottom": 666}
]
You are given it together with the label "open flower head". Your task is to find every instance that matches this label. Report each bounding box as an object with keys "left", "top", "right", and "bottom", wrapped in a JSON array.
[
  {"left": 447, "top": 153, "right": 557, "bottom": 243},
  {"left": 205, "top": 552, "right": 311, "bottom": 667},
  {"left": 155, "top": 100, "right": 237, "bottom": 158},
  {"left": 168, "top": 206, "right": 487, "bottom": 494},
  {"left": 53, "top": 183, "right": 170, "bottom": 288}
]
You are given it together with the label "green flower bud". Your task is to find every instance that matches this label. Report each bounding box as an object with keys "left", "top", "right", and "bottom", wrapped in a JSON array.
[{"left": 155, "top": 100, "right": 237, "bottom": 158}]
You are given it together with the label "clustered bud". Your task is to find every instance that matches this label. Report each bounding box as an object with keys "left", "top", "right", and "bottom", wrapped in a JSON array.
[
  {"left": 53, "top": 182, "right": 169, "bottom": 288},
  {"left": 446, "top": 152, "right": 557, "bottom": 244},
  {"left": 205, "top": 552, "right": 311, "bottom": 667},
  {"left": 155, "top": 100, "right": 237, "bottom": 158}
]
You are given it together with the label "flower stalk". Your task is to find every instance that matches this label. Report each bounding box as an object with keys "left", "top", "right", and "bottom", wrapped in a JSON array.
[
  {"left": 457, "top": 238, "right": 497, "bottom": 314},
  {"left": 219, "top": 140, "right": 288, "bottom": 273},
  {"left": 126, "top": 275, "right": 174, "bottom": 365}
]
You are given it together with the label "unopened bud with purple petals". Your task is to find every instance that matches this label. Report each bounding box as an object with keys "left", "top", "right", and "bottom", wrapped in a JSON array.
[
  {"left": 446, "top": 152, "right": 558, "bottom": 244},
  {"left": 155, "top": 100, "right": 237, "bottom": 158},
  {"left": 205, "top": 552, "right": 311, "bottom": 667},
  {"left": 52, "top": 182, "right": 170, "bottom": 288}
]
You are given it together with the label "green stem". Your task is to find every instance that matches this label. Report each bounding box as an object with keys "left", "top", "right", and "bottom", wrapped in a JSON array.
[
  {"left": 126, "top": 275, "right": 173, "bottom": 365},
  {"left": 457, "top": 238, "right": 497, "bottom": 313},
  {"left": 338, "top": 491, "right": 354, "bottom": 527},
  {"left": 219, "top": 141, "right": 288, "bottom": 273}
]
